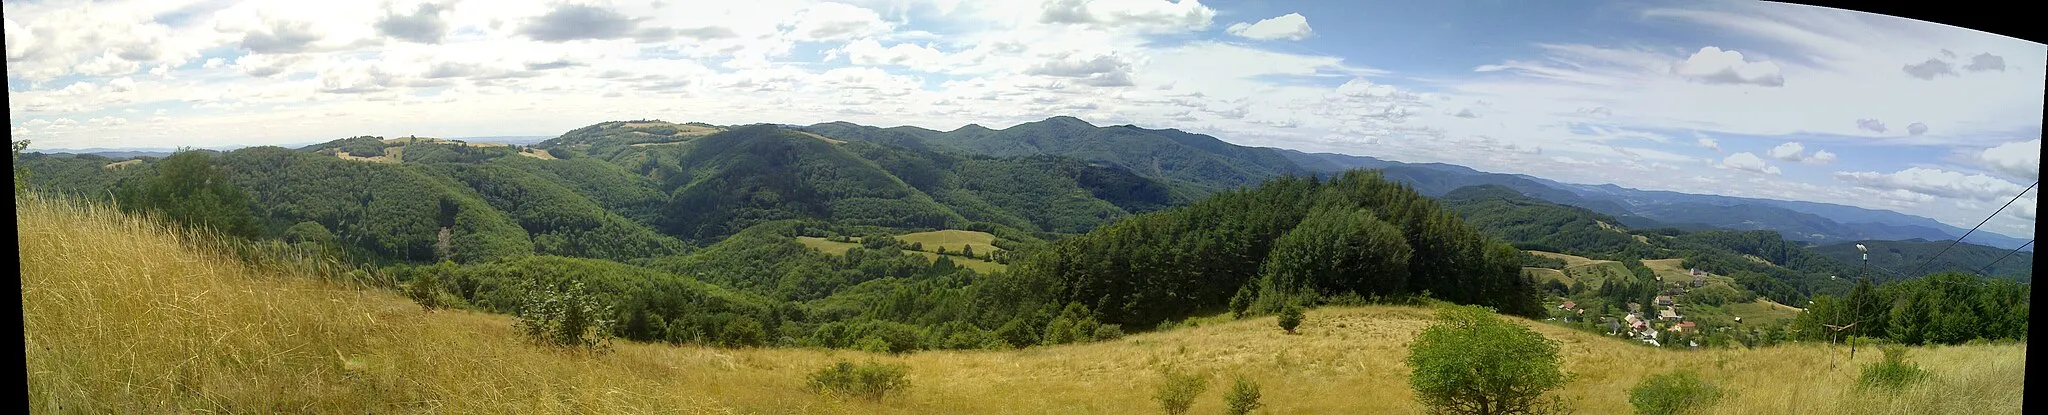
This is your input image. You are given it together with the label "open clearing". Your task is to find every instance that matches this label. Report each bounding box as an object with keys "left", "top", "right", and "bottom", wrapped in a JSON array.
[
  {"left": 1725, "top": 300, "right": 1803, "bottom": 326},
  {"left": 102, "top": 159, "right": 141, "bottom": 169},
  {"left": 1524, "top": 267, "right": 1572, "bottom": 286},
  {"left": 1527, "top": 251, "right": 1615, "bottom": 268},
  {"left": 517, "top": 148, "right": 557, "bottom": 160},
  {"left": 21, "top": 195, "right": 2023, "bottom": 414},
  {"left": 796, "top": 235, "right": 1005, "bottom": 274},
  {"left": 335, "top": 151, "right": 399, "bottom": 164},
  {"left": 794, "top": 131, "right": 847, "bottom": 144},
  {"left": 894, "top": 230, "right": 999, "bottom": 256}
]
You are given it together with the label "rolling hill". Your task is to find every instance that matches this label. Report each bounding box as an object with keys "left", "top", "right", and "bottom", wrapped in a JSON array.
[{"left": 20, "top": 194, "right": 2025, "bottom": 414}]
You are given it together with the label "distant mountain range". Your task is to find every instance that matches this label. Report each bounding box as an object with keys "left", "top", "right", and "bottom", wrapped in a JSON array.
[{"left": 799, "top": 117, "right": 2030, "bottom": 252}]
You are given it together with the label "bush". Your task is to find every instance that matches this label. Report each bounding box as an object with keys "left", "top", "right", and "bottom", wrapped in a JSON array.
[
  {"left": 1230, "top": 285, "right": 1255, "bottom": 319},
  {"left": 1628, "top": 370, "right": 1724, "bottom": 415},
  {"left": 1154, "top": 367, "right": 1210, "bottom": 415},
  {"left": 1858, "top": 345, "right": 1933, "bottom": 391},
  {"left": 809, "top": 360, "right": 910, "bottom": 402},
  {"left": 1277, "top": 304, "right": 1303, "bottom": 334},
  {"left": 1224, "top": 375, "right": 1263, "bottom": 415},
  {"left": 405, "top": 261, "right": 455, "bottom": 311},
  {"left": 1407, "top": 304, "right": 1571, "bottom": 415},
  {"left": 1092, "top": 324, "right": 1125, "bottom": 341},
  {"left": 513, "top": 279, "right": 615, "bottom": 352}
]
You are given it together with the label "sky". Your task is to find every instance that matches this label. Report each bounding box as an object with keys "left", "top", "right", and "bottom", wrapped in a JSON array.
[{"left": 5, "top": 0, "right": 2041, "bottom": 238}]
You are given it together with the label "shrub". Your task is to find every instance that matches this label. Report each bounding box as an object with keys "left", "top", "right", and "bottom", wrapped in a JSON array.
[
  {"left": 1154, "top": 367, "right": 1210, "bottom": 415},
  {"left": 1230, "top": 285, "right": 1255, "bottom": 319},
  {"left": 808, "top": 360, "right": 910, "bottom": 402},
  {"left": 1407, "top": 304, "right": 1571, "bottom": 415},
  {"left": 1224, "top": 375, "right": 1264, "bottom": 415},
  {"left": 404, "top": 262, "right": 453, "bottom": 311},
  {"left": 1628, "top": 370, "right": 1723, "bottom": 415},
  {"left": 1277, "top": 304, "right": 1303, "bottom": 334},
  {"left": 513, "top": 279, "right": 615, "bottom": 352},
  {"left": 1858, "top": 345, "right": 1933, "bottom": 391},
  {"left": 1092, "top": 324, "right": 1125, "bottom": 341}
]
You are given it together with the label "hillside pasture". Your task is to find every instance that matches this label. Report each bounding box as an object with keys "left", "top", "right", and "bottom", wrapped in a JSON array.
[
  {"left": 1525, "top": 267, "right": 1573, "bottom": 286},
  {"left": 895, "top": 230, "right": 999, "bottom": 256},
  {"left": 102, "top": 159, "right": 141, "bottom": 169}
]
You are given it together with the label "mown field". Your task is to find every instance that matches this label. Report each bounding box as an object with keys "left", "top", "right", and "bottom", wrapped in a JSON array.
[{"left": 21, "top": 195, "right": 2025, "bottom": 414}]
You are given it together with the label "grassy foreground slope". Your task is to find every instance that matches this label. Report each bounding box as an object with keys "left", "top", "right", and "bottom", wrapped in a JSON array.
[{"left": 20, "top": 195, "right": 2025, "bottom": 414}]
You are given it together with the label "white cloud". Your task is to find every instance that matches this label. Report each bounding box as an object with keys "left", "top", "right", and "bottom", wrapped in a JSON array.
[
  {"left": 1767, "top": 141, "right": 1805, "bottom": 161},
  {"left": 1809, "top": 149, "right": 1837, "bottom": 165},
  {"left": 1670, "top": 46, "right": 1784, "bottom": 87},
  {"left": 1834, "top": 167, "right": 2029, "bottom": 201},
  {"left": 1225, "top": 13, "right": 1311, "bottom": 41},
  {"left": 1696, "top": 137, "right": 1720, "bottom": 152},
  {"left": 1978, "top": 138, "right": 2041, "bottom": 180},
  {"left": 1720, "top": 152, "right": 1781, "bottom": 175},
  {"left": 787, "top": 2, "right": 893, "bottom": 42},
  {"left": 1039, "top": 0, "right": 1216, "bottom": 33}
]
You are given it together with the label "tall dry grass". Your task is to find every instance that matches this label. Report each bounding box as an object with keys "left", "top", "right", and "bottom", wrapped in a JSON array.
[{"left": 19, "top": 193, "right": 2026, "bottom": 414}]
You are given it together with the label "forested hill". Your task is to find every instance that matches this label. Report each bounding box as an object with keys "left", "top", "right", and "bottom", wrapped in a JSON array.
[
  {"left": 1007, "top": 171, "right": 1549, "bottom": 328},
  {"left": 802, "top": 116, "right": 1308, "bottom": 198}
]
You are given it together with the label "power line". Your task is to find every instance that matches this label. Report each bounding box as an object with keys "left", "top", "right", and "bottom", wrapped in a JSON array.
[
  {"left": 1904, "top": 181, "right": 2037, "bottom": 279},
  {"left": 1974, "top": 240, "right": 2035, "bottom": 278}
]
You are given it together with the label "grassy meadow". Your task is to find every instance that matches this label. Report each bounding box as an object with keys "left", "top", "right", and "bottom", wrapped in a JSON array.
[{"left": 20, "top": 194, "right": 2025, "bottom": 414}]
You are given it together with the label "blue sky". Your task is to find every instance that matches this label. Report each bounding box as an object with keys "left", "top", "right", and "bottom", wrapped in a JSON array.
[{"left": 5, "top": 0, "right": 2041, "bottom": 237}]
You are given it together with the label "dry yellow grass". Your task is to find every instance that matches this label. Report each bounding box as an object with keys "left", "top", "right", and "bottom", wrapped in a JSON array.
[
  {"left": 794, "top": 131, "right": 847, "bottom": 145},
  {"left": 20, "top": 195, "right": 2025, "bottom": 414},
  {"left": 335, "top": 151, "right": 399, "bottom": 164},
  {"left": 102, "top": 159, "right": 142, "bottom": 169},
  {"left": 1528, "top": 250, "right": 1616, "bottom": 268},
  {"left": 517, "top": 148, "right": 557, "bottom": 160},
  {"left": 894, "top": 230, "right": 998, "bottom": 255},
  {"left": 797, "top": 236, "right": 1004, "bottom": 274}
]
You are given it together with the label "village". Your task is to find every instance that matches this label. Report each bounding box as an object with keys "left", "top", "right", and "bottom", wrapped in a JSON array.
[{"left": 1550, "top": 267, "right": 1737, "bottom": 349}]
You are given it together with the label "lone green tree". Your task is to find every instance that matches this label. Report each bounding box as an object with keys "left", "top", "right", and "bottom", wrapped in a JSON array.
[
  {"left": 1224, "top": 375, "right": 1264, "bottom": 415},
  {"left": 113, "top": 150, "right": 260, "bottom": 238},
  {"left": 1277, "top": 304, "right": 1304, "bottom": 334},
  {"left": 1407, "top": 304, "right": 1571, "bottom": 415}
]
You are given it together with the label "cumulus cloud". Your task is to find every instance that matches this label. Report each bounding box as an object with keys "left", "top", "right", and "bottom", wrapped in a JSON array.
[
  {"left": 1835, "top": 167, "right": 2029, "bottom": 201},
  {"left": 1671, "top": 46, "right": 1784, "bottom": 87},
  {"left": 1965, "top": 52, "right": 2006, "bottom": 72},
  {"left": 1902, "top": 58, "right": 1956, "bottom": 79},
  {"left": 1856, "top": 118, "right": 1886, "bottom": 133},
  {"left": 1696, "top": 137, "right": 1720, "bottom": 152},
  {"left": 1225, "top": 13, "right": 1312, "bottom": 41},
  {"left": 1720, "top": 152, "right": 1780, "bottom": 175},
  {"left": 1907, "top": 122, "right": 1928, "bottom": 136},
  {"left": 518, "top": 4, "right": 678, "bottom": 42},
  {"left": 1038, "top": 0, "right": 1216, "bottom": 33},
  {"left": 787, "top": 2, "right": 891, "bottom": 41},
  {"left": 1767, "top": 142, "right": 1805, "bottom": 161},
  {"left": 1024, "top": 53, "right": 1136, "bottom": 87},
  {"left": 1978, "top": 138, "right": 2041, "bottom": 179},
  {"left": 241, "top": 18, "right": 325, "bottom": 54},
  {"left": 375, "top": 2, "right": 450, "bottom": 44},
  {"left": 1809, "top": 149, "right": 1837, "bottom": 164}
]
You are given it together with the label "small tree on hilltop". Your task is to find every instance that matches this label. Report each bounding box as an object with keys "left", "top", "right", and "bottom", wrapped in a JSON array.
[
  {"left": 1277, "top": 304, "right": 1304, "bottom": 334},
  {"left": 1408, "top": 304, "right": 1572, "bottom": 415}
]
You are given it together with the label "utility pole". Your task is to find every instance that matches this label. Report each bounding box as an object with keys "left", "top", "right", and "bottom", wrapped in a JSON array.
[{"left": 1851, "top": 243, "right": 1868, "bottom": 362}]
